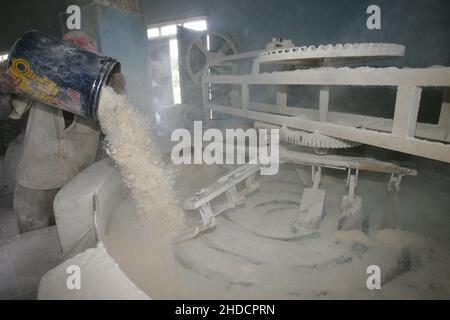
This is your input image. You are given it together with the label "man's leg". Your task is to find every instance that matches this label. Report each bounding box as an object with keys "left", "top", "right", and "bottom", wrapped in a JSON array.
[{"left": 13, "top": 184, "right": 59, "bottom": 233}]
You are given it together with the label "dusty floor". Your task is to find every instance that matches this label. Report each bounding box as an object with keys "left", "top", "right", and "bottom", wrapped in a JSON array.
[
  {"left": 103, "top": 157, "right": 450, "bottom": 299},
  {"left": 1, "top": 132, "right": 449, "bottom": 299}
]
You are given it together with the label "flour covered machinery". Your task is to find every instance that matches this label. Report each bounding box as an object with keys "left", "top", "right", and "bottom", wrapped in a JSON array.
[{"left": 176, "top": 34, "right": 450, "bottom": 242}]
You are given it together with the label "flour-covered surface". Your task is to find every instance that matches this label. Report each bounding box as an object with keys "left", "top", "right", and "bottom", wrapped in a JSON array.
[
  {"left": 96, "top": 87, "right": 450, "bottom": 299},
  {"left": 39, "top": 242, "right": 149, "bottom": 300},
  {"left": 104, "top": 160, "right": 450, "bottom": 299}
]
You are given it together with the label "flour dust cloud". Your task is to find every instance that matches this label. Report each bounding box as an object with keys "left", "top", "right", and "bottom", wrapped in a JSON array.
[{"left": 98, "top": 86, "right": 183, "bottom": 231}]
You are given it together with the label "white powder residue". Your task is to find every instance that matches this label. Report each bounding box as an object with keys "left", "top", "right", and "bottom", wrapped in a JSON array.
[
  {"left": 334, "top": 228, "right": 439, "bottom": 250},
  {"left": 98, "top": 86, "right": 183, "bottom": 232}
]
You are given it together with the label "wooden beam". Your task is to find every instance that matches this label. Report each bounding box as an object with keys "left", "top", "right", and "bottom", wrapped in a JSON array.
[
  {"left": 392, "top": 86, "right": 422, "bottom": 138},
  {"left": 248, "top": 102, "right": 450, "bottom": 142},
  {"left": 279, "top": 147, "right": 417, "bottom": 176},
  {"left": 205, "top": 67, "right": 450, "bottom": 87},
  {"left": 210, "top": 103, "right": 450, "bottom": 163},
  {"left": 211, "top": 50, "right": 263, "bottom": 63}
]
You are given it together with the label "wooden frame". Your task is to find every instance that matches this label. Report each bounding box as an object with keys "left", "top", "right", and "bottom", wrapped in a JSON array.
[{"left": 202, "top": 66, "right": 450, "bottom": 163}]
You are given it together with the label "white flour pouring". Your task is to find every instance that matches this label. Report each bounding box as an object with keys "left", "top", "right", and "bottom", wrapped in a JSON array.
[
  {"left": 98, "top": 86, "right": 186, "bottom": 298},
  {"left": 98, "top": 86, "right": 183, "bottom": 229}
]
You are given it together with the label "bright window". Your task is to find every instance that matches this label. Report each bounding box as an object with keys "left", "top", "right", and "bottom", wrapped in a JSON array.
[
  {"left": 183, "top": 20, "right": 207, "bottom": 31},
  {"left": 147, "top": 28, "right": 159, "bottom": 39},
  {"left": 147, "top": 17, "right": 207, "bottom": 40},
  {"left": 147, "top": 17, "right": 208, "bottom": 105},
  {"left": 160, "top": 24, "right": 177, "bottom": 36}
]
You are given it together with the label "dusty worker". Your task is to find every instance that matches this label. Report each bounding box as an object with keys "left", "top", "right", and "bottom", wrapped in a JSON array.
[{"left": 4, "top": 31, "right": 125, "bottom": 233}]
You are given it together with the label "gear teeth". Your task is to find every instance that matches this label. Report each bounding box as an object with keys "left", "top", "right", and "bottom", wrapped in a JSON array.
[{"left": 255, "top": 121, "right": 360, "bottom": 149}]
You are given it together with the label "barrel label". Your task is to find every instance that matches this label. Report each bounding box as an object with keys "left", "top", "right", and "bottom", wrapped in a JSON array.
[
  {"left": 8, "top": 57, "right": 82, "bottom": 111},
  {"left": 8, "top": 57, "right": 59, "bottom": 105}
]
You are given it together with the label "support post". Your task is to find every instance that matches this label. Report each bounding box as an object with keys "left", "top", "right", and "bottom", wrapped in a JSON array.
[
  {"left": 241, "top": 84, "right": 250, "bottom": 110},
  {"left": 276, "top": 85, "right": 288, "bottom": 112},
  {"left": 202, "top": 82, "right": 213, "bottom": 119},
  {"left": 392, "top": 86, "right": 422, "bottom": 137},
  {"left": 319, "top": 85, "right": 330, "bottom": 122},
  {"left": 438, "top": 88, "right": 450, "bottom": 139}
]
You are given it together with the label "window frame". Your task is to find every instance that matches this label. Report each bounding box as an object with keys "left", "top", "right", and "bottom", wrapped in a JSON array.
[{"left": 147, "top": 16, "right": 208, "bottom": 40}]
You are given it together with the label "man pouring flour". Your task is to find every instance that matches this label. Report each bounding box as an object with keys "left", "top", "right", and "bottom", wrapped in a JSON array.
[{"left": 5, "top": 31, "right": 125, "bottom": 233}]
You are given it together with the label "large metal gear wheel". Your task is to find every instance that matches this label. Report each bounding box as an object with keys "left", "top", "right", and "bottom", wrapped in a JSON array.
[
  {"left": 257, "top": 42, "right": 405, "bottom": 65},
  {"left": 254, "top": 121, "right": 360, "bottom": 149},
  {"left": 186, "top": 32, "right": 237, "bottom": 85}
]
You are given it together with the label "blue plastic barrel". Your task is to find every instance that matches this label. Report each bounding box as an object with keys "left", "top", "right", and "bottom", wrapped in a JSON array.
[{"left": 7, "top": 30, "right": 120, "bottom": 120}]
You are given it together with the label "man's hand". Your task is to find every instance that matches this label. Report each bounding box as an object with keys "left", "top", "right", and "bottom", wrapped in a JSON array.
[{"left": 108, "top": 73, "right": 126, "bottom": 95}]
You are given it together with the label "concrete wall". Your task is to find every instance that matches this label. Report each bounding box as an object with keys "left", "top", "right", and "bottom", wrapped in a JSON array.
[
  {"left": 141, "top": 0, "right": 450, "bottom": 121},
  {"left": 1, "top": 0, "right": 449, "bottom": 119},
  {"left": 1, "top": 1, "right": 448, "bottom": 68},
  {"left": 78, "top": 3, "right": 152, "bottom": 116},
  {"left": 140, "top": 0, "right": 450, "bottom": 67},
  {"left": 0, "top": 0, "right": 67, "bottom": 52},
  {"left": 0, "top": 0, "right": 140, "bottom": 52}
]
